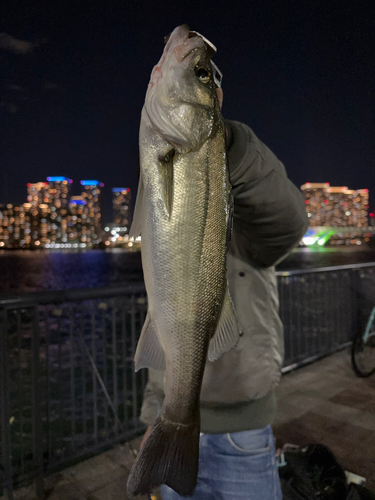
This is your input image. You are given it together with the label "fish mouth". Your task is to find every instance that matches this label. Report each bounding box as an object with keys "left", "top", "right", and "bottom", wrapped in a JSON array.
[
  {"left": 164, "top": 24, "right": 190, "bottom": 45},
  {"left": 175, "top": 36, "right": 205, "bottom": 63},
  {"left": 188, "top": 30, "right": 217, "bottom": 57},
  {"left": 179, "top": 45, "right": 202, "bottom": 62},
  {"left": 167, "top": 26, "right": 204, "bottom": 43},
  {"left": 163, "top": 25, "right": 205, "bottom": 63}
]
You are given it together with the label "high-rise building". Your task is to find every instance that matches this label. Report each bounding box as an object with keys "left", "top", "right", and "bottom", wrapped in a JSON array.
[
  {"left": 80, "top": 180, "right": 104, "bottom": 245},
  {"left": 46, "top": 176, "right": 73, "bottom": 209},
  {"left": 68, "top": 196, "right": 87, "bottom": 243},
  {"left": 27, "top": 182, "right": 49, "bottom": 208},
  {"left": 0, "top": 204, "right": 17, "bottom": 248},
  {"left": 112, "top": 187, "right": 131, "bottom": 230},
  {"left": 301, "top": 183, "right": 369, "bottom": 228},
  {"left": 45, "top": 176, "right": 73, "bottom": 244},
  {"left": 1, "top": 176, "right": 138, "bottom": 249},
  {"left": 25, "top": 182, "right": 51, "bottom": 245},
  {"left": 0, "top": 203, "right": 41, "bottom": 248},
  {"left": 354, "top": 189, "right": 370, "bottom": 227}
]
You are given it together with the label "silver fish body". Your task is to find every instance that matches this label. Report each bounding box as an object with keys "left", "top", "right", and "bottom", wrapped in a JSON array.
[{"left": 127, "top": 25, "right": 238, "bottom": 497}]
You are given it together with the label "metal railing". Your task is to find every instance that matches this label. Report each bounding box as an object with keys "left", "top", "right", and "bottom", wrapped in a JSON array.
[
  {"left": 0, "top": 284, "right": 148, "bottom": 499},
  {"left": 276, "top": 262, "right": 375, "bottom": 371},
  {"left": 1, "top": 263, "right": 375, "bottom": 498}
]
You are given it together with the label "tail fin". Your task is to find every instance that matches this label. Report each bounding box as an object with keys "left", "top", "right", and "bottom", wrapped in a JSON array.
[{"left": 127, "top": 414, "right": 200, "bottom": 497}]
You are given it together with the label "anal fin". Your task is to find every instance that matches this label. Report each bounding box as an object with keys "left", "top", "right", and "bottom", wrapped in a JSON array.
[
  {"left": 208, "top": 286, "right": 239, "bottom": 362},
  {"left": 134, "top": 312, "right": 165, "bottom": 371}
]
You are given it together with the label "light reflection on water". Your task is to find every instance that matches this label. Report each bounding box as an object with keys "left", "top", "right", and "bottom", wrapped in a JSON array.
[
  {"left": 0, "top": 249, "right": 143, "bottom": 295},
  {"left": 279, "top": 246, "right": 375, "bottom": 271},
  {"left": 0, "top": 246, "right": 375, "bottom": 295}
]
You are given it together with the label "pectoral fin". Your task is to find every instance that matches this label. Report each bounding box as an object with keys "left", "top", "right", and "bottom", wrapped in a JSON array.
[
  {"left": 208, "top": 286, "right": 239, "bottom": 362},
  {"left": 134, "top": 312, "right": 165, "bottom": 371},
  {"left": 158, "top": 149, "right": 174, "bottom": 217},
  {"left": 129, "top": 173, "right": 144, "bottom": 239}
]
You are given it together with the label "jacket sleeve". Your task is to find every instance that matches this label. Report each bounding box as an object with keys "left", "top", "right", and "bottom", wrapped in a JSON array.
[{"left": 226, "top": 120, "right": 309, "bottom": 268}]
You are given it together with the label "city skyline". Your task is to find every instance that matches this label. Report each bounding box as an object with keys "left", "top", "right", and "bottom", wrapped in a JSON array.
[
  {"left": 1, "top": 175, "right": 133, "bottom": 223},
  {"left": 301, "top": 182, "right": 370, "bottom": 227},
  {"left": 300, "top": 182, "right": 374, "bottom": 246},
  {"left": 0, "top": 176, "right": 132, "bottom": 249},
  {"left": 1, "top": 174, "right": 374, "bottom": 250},
  {"left": 1, "top": 172, "right": 374, "bottom": 216}
]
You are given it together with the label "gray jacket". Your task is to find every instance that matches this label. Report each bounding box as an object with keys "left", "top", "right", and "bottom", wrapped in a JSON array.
[{"left": 140, "top": 120, "right": 309, "bottom": 433}]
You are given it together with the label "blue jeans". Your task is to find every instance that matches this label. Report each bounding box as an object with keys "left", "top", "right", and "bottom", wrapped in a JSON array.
[{"left": 160, "top": 425, "right": 282, "bottom": 500}]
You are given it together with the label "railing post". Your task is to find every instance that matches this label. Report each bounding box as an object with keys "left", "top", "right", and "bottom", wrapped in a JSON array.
[
  {"left": 351, "top": 267, "right": 363, "bottom": 344},
  {"left": 0, "top": 308, "right": 14, "bottom": 500},
  {"left": 31, "top": 307, "right": 45, "bottom": 499}
]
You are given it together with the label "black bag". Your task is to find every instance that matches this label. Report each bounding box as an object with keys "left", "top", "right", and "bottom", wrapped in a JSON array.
[
  {"left": 279, "top": 444, "right": 375, "bottom": 500},
  {"left": 346, "top": 484, "right": 375, "bottom": 500},
  {"left": 278, "top": 444, "right": 348, "bottom": 500}
]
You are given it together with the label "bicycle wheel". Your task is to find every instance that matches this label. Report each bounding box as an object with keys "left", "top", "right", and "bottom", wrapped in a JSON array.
[{"left": 351, "top": 329, "right": 375, "bottom": 378}]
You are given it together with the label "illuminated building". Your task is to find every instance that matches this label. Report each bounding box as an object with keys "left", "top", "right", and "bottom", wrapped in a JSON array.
[
  {"left": 25, "top": 182, "right": 51, "bottom": 245},
  {"left": 0, "top": 203, "right": 42, "bottom": 249},
  {"left": 27, "top": 182, "right": 49, "bottom": 207},
  {"left": 45, "top": 176, "right": 73, "bottom": 244},
  {"left": 98, "top": 188, "right": 133, "bottom": 248},
  {"left": 80, "top": 180, "right": 104, "bottom": 245},
  {"left": 68, "top": 196, "right": 87, "bottom": 243},
  {"left": 0, "top": 176, "right": 138, "bottom": 250},
  {"left": 112, "top": 187, "right": 131, "bottom": 231},
  {"left": 0, "top": 204, "right": 17, "bottom": 248},
  {"left": 301, "top": 183, "right": 369, "bottom": 228},
  {"left": 354, "top": 190, "right": 370, "bottom": 227},
  {"left": 102, "top": 223, "right": 141, "bottom": 249},
  {"left": 46, "top": 176, "right": 73, "bottom": 208}
]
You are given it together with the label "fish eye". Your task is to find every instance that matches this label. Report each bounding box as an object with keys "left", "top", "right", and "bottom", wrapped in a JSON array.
[{"left": 196, "top": 67, "right": 210, "bottom": 83}]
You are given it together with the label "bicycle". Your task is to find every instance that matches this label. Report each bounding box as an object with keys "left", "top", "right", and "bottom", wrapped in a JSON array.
[{"left": 351, "top": 305, "right": 375, "bottom": 377}]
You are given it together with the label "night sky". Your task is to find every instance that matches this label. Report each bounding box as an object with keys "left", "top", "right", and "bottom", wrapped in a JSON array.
[{"left": 1, "top": 1, "right": 374, "bottom": 222}]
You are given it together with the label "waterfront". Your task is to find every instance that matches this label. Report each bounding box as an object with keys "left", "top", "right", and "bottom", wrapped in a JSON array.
[
  {"left": 1, "top": 246, "right": 375, "bottom": 296},
  {"left": 2, "top": 257, "right": 374, "bottom": 496},
  {"left": 278, "top": 246, "right": 375, "bottom": 271},
  {"left": 1, "top": 248, "right": 375, "bottom": 495}
]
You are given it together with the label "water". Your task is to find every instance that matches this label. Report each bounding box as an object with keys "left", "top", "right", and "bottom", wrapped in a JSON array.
[
  {"left": 1, "top": 246, "right": 375, "bottom": 296},
  {"left": 0, "top": 249, "right": 143, "bottom": 295},
  {"left": 277, "top": 246, "right": 375, "bottom": 271}
]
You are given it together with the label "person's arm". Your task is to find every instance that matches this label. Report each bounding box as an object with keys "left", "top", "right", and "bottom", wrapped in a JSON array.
[{"left": 226, "top": 120, "right": 308, "bottom": 267}]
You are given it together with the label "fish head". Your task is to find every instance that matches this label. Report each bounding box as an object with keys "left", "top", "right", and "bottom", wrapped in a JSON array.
[{"left": 145, "top": 25, "right": 221, "bottom": 153}]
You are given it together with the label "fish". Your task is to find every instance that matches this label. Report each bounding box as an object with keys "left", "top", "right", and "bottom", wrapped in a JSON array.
[{"left": 127, "top": 25, "right": 238, "bottom": 497}]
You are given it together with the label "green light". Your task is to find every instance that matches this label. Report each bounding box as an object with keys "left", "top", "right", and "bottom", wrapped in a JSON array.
[
  {"left": 303, "top": 229, "right": 335, "bottom": 247},
  {"left": 315, "top": 230, "right": 335, "bottom": 247}
]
